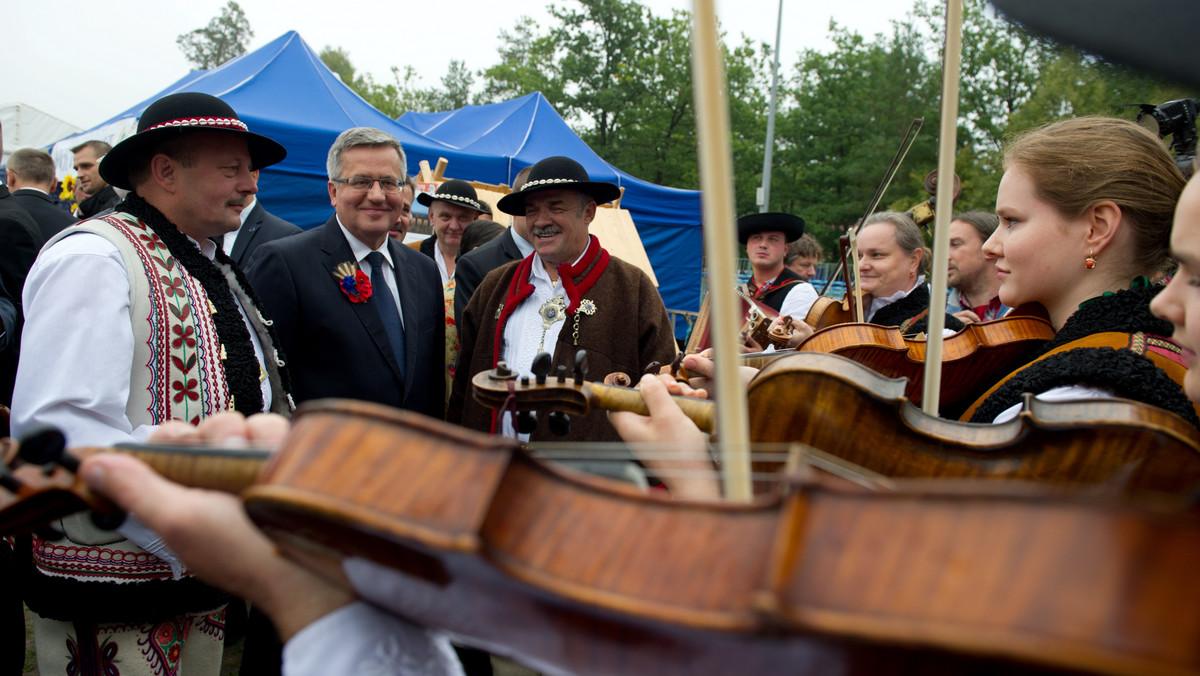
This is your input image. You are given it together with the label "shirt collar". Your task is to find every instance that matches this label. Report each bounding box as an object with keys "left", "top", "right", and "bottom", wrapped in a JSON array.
[
  {"left": 511, "top": 227, "right": 535, "bottom": 258},
  {"left": 336, "top": 215, "right": 394, "bottom": 268}
]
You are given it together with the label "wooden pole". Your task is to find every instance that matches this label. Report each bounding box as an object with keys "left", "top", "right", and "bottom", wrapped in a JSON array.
[
  {"left": 921, "top": 0, "right": 964, "bottom": 414},
  {"left": 691, "top": 0, "right": 752, "bottom": 501}
]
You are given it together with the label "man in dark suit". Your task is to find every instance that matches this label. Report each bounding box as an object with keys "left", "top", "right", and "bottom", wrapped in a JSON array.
[
  {"left": 453, "top": 166, "right": 532, "bottom": 326},
  {"left": 7, "top": 147, "right": 78, "bottom": 241},
  {"left": 246, "top": 127, "right": 444, "bottom": 419},
  {"left": 0, "top": 126, "right": 44, "bottom": 408},
  {"left": 219, "top": 170, "right": 302, "bottom": 266}
]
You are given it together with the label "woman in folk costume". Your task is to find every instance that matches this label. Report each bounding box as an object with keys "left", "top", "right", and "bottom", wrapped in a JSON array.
[{"left": 612, "top": 116, "right": 1196, "bottom": 497}]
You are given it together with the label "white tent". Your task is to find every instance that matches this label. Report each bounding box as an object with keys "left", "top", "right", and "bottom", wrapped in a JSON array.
[{"left": 0, "top": 103, "right": 82, "bottom": 168}]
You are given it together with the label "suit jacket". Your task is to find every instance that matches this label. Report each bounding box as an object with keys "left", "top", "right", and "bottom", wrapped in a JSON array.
[
  {"left": 228, "top": 200, "right": 303, "bottom": 267},
  {"left": 12, "top": 188, "right": 77, "bottom": 241},
  {"left": 245, "top": 216, "right": 445, "bottom": 418},
  {"left": 0, "top": 185, "right": 43, "bottom": 406},
  {"left": 453, "top": 229, "right": 524, "bottom": 326},
  {"left": 418, "top": 235, "right": 437, "bottom": 259}
]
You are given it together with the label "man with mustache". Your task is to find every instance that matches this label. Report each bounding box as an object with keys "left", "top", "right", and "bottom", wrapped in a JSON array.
[
  {"left": 946, "top": 211, "right": 1008, "bottom": 324},
  {"left": 448, "top": 156, "right": 677, "bottom": 442}
]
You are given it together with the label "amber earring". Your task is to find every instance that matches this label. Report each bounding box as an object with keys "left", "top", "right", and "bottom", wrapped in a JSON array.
[{"left": 1085, "top": 250, "right": 1096, "bottom": 270}]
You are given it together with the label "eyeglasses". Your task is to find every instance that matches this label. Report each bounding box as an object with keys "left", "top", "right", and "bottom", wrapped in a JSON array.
[{"left": 332, "top": 176, "right": 405, "bottom": 193}]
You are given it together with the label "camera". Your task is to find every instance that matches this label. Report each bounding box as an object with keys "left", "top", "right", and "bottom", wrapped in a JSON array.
[{"left": 1136, "top": 98, "right": 1199, "bottom": 176}]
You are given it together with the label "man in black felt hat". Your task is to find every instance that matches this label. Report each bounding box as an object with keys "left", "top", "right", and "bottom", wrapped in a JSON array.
[
  {"left": 11, "top": 91, "right": 293, "bottom": 675},
  {"left": 738, "top": 211, "right": 818, "bottom": 319},
  {"left": 416, "top": 178, "right": 483, "bottom": 285},
  {"left": 448, "top": 155, "right": 677, "bottom": 442}
]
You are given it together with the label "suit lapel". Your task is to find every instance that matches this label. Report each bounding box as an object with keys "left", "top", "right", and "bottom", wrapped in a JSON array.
[
  {"left": 318, "top": 219, "right": 406, "bottom": 383},
  {"left": 231, "top": 202, "right": 263, "bottom": 263}
]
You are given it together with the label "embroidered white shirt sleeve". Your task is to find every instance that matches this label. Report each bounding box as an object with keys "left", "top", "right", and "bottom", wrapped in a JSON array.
[
  {"left": 12, "top": 233, "right": 157, "bottom": 447},
  {"left": 283, "top": 602, "right": 464, "bottom": 676}
]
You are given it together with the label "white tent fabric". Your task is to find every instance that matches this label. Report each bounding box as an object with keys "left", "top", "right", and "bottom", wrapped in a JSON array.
[{"left": 0, "top": 103, "right": 82, "bottom": 168}]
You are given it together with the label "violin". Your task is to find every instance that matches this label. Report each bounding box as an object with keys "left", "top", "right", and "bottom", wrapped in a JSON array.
[
  {"left": 3, "top": 401, "right": 1200, "bottom": 675},
  {"left": 795, "top": 313, "right": 1056, "bottom": 414},
  {"left": 475, "top": 350, "right": 1200, "bottom": 497},
  {"left": 677, "top": 313, "right": 1055, "bottom": 415}
]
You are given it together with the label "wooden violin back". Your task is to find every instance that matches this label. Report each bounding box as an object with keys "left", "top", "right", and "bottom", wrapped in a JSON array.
[{"left": 240, "top": 400, "right": 1200, "bottom": 675}]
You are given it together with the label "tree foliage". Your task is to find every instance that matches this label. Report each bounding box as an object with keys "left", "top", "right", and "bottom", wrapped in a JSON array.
[
  {"left": 314, "top": 0, "right": 1198, "bottom": 261},
  {"left": 177, "top": 1, "right": 253, "bottom": 70}
]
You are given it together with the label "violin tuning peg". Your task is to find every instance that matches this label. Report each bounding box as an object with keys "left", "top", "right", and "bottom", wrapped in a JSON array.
[
  {"left": 531, "top": 352, "right": 553, "bottom": 385},
  {"left": 548, "top": 411, "right": 570, "bottom": 436},
  {"left": 670, "top": 352, "right": 684, "bottom": 375},
  {"left": 516, "top": 411, "right": 538, "bottom": 435},
  {"left": 90, "top": 509, "right": 127, "bottom": 532},
  {"left": 18, "top": 427, "right": 69, "bottom": 468},
  {"left": 642, "top": 361, "right": 662, "bottom": 376},
  {"left": 556, "top": 365, "right": 568, "bottom": 385},
  {"left": 574, "top": 350, "right": 588, "bottom": 382}
]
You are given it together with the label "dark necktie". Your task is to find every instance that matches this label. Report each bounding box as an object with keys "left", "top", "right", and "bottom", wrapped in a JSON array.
[{"left": 366, "top": 251, "right": 406, "bottom": 382}]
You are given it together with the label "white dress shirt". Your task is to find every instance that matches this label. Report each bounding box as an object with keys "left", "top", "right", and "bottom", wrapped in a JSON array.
[
  {"left": 498, "top": 250, "right": 589, "bottom": 440},
  {"left": 338, "top": 217, "right": 404, "bottom": 328},
  {"left": 13, "top": 230, "right": 271, "bottom": 447}
]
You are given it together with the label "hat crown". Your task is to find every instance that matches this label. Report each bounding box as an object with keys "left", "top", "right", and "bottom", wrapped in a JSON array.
[
  {"left": 524, "top": 156, "right": 592, "bottom": 187},
  {"left": 136, "top": 93, "right": 243, "bottom": 133}
]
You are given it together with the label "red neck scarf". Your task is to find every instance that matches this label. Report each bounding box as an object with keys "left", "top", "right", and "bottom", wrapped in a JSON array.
[{"left": 492, "top": 235, "right": 610, "bottom": 367}]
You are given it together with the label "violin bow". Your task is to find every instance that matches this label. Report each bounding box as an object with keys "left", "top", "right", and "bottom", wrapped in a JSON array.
[
  {"left": 690, "top": 0, "right": 752, "bottom": 501},
  {"left": 922, "top": 0, "right": 964, "bottom": 415},
  {"left": 820, "top": 118, "right": 925, "bottom": 302}
]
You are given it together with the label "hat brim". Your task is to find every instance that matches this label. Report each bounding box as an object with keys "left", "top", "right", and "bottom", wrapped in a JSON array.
[
  {"left": 737, "top": 212, "right": 805, "bottom": 244},
  {"left": 416, "top": 192, "right": 484, "bottom": 212},
  {"left": 99, "top": 127, "right": 287, "bottom": 191},
  {"left": 497, "top": 181, "right": 621, "bottom": 216},
  {"left": 991, "top": 0, "right": 1200, "bottom": 89}
]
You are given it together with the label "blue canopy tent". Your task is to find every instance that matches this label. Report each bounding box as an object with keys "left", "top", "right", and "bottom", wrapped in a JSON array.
[
  {"left": 399, "top": 93, "right": 703, "bottom": 327},
  {"left": 54, "top": 31, "right": 483, "bottom": 232},
  {"left": 52, "top": 32, "right": 703, "bottom": 326}
]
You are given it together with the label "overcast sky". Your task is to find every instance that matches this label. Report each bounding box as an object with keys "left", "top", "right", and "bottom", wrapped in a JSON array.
[{"left": 3, "top": 0, "right": 909, "bottom": 130}]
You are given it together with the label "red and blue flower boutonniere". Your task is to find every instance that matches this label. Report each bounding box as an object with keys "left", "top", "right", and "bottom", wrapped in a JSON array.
[{"left": 333, "top": 262, "right": 372, "bottom": 303}]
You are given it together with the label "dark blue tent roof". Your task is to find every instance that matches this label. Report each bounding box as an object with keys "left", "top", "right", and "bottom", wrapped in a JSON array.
[
  {"left": 71, "top": 31, "right": 703, "bottom": 321},
  {"left": 400, "top": 93, "right": 702, "bottom": 321}
]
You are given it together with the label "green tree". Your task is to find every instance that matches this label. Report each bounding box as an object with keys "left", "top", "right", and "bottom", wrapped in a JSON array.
[
  {"left": 480, "top": 1, "right": 769, "bottom": 195},
  {"left": 773, "top": 18, "right": 939, "bottom": 254},
  {"left": 176, "top": 1, "right": 254, "bottom": 70}
]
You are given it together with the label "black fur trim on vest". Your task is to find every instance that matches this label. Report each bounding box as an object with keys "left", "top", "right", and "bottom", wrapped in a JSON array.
[
  {"left": 23, "top": 564, "right": 232, "bottom": 624},
  {"left": 967, "top": 286, "right": 1199, "bottom": 428},
  {"left": 119, "top": 193, "right": 280, "bottom": 415},
  {"left": 1036, "top": 285, "right": 1172, "bottom": 356},
  {"left": 967, "top": 346, "right": 1200, "bottom": 428},
  {"left": 870, "top": 284, "right": 933, "bottom": 328}
]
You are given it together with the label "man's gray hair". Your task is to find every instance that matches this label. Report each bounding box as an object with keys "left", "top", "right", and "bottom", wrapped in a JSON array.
[{"left": 326, "top": 127, "right": 406, "bottom": 180}]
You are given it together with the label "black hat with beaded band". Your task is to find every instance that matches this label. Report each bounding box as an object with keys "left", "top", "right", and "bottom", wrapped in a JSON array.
[
  {"left": 736, "top": 212, "right": 805, "bottom": 245},
  {"left": 497, "top": 156, "right": 621, "bottom": 216},
  {"left": 989, "top": 0, "right": 1200, "bottom": 89},
  {"left": 416, "top": 178, "right": 484, "bottom": 213},
  {"left": 99, "top": 92, "right": 287, "bottom": 191}
]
